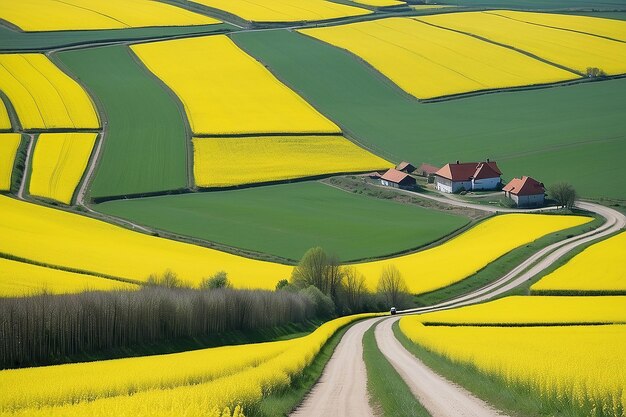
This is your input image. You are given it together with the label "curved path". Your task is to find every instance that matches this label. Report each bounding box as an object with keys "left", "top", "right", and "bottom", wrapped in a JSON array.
[{"left": 293, "top": 200, "right": 625, "bottom": 416}]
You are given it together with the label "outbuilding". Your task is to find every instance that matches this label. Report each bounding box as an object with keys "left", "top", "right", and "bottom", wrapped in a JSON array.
[
  {"left": 380, "top": 168, "right": 417, "bottom": 190},
  {"left": 395, "top": 161, "right": 416, "bottom": 173},
  {"left": 417, "top": 163, "right": 440, "bottom": 177},
  {"left": 434, "top": 160, "right": 502, "bottom": 193},
  {"left": 503, "top": 176, "right": 545, "bottom": 207}
]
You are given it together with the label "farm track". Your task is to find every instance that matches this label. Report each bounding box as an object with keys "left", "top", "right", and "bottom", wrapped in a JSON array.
[{"left": 294, "top": 200, "right": 625, "bottom": 416}]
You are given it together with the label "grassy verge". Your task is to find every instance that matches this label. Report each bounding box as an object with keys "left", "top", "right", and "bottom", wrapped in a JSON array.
[
  {"left": 251, "top": 321, "right": 352, "bottom": 416},
  {"left": 23, "top": 319, "right": 322, "bottom": 369},
  {"left": 363, "top": 324, "right": 430, "bottom": 417},
  {"left": 414, "top": 213, "right": 603, "bottom": 306},
  {"left": 392, "top": 321, "right": 588, "bottom": 417},
  {"left": 9, "top": 134, "right": 28, "bottom": 194}
]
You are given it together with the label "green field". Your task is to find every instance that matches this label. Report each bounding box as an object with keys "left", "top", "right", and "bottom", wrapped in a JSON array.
[
  {"left": 0, "top": 24, "right": 232, "bottom": 52},
  {"left": 96, "top": 182, "right": 469, "bottom": 262},
  {"left": 56, "top": 45, "right": 190, "bottom": 199},
  {"left": 233, "top": 30, "right": 626, "bottom": 200}
]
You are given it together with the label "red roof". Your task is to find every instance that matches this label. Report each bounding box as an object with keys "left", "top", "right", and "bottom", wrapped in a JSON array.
[
  {"left": 381, "top": 168, "right": 413, "bottom": 183},
  {"left": 435, "top": 161, "right": 502, "bottom": 181},
  {"left": 418, "top": 163, "right": 440, "bottom": 175},
  {"left": 396, "top": 161, "right": 414, "bottom": 171},
  {"left": 503, "top": 176, "right": 545, "bottom": 196}
]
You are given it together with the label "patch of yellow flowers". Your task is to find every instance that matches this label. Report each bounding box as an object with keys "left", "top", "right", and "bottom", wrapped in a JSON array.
[
  {"left": 0, "top": 313, "right": 375, "bottom": 417},
  {"left": 0, "top": 134, "right": 21, "bottom": 190}
]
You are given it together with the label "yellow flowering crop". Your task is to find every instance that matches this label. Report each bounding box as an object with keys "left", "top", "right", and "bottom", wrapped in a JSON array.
[
  {"left": 491, "top": 10, "right": 626, "bottom": 42},
  {"left": 0, "top": 134, "right": 21, "bottom": 191},
  {"left": 400, "top": 318, "right": 626, "bottom": 415},
  {"left": 131, "top": 36, "right": 340, "bottom": 135},
  {"left": 532, "top": 232, "right": 626, "bottom": 293},
  {"left": 189, "top": 0, "right": 369, "bottom": 23},
  {"left": 192, "top": 136, "right": 391, "bottom": 187},
  {"left": 0, "top": 313, "right": 375, "bottom": 416},
  {"left": 0, "top": 0, "right": 219, "bottom": 32},
  {"left": 300, "top": 17, "right": 575, "bottom": 99},
  {"left": 29, "top": 133, "right": 96, "bottom": 204},
  {"left": 0, "top": 258, "right": 136, "bottom": 298},
  {"left": 0, "top": 100, "right": 10, "bottom": 130},
  {"left": 352, "top": 214, "right": 591, "bottom": 294},
  {"left": 419, "top": 12, "right": 626, "bottom": 75},
  {"left": 417, "top": 295, "right": 626, "bottom": 325},
  {"left": 0, "top": 196, "right": 292, "bottom": 290},
  {"left": 0, "top": 54, "right": 100, "bottom": 129},
  {"left": 352, "top": 0, "right": 405, "bottom": 7}
]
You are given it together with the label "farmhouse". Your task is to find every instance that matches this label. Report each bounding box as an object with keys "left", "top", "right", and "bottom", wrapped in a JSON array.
[
  {"left": 395, "top": 161, "right": 416, "bottom": 173},
  {"left": 380, "top": 168, "right": 417, "bottom": 189},
  {"left": 503, "top": 176, "right": 545, "bottom": 207},
  {"left": 434, "top": 160, "right": 502, "bottom": 193}
]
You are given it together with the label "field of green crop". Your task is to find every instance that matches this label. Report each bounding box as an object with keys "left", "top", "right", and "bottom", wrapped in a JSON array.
[
  {"left": 233, "top": 30, "right": 626, "bottom": 200},
  {"left": 56, "top": 46, "right": 190, "bottom": 199},
  {"left": 96, "top": 182, "right": 469, "bottom": 262}
]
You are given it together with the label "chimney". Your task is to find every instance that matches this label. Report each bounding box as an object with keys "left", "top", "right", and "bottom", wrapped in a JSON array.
[
  {"left": 456, "top": 160, "right": 459, "bottom": 164},
  {"left": 487, "top": 158, "right": 490, "bottom": 162}
]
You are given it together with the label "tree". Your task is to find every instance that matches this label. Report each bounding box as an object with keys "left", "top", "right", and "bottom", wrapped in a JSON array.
[
  {"left": 377, "top": 265, "right": 409, "bottom": 308},
  {"left": 146, "top": 269, "right": 185, "bottom": 288},
  {"left": 291, "top": 247, "right": 343, "bottom": 298},
  {"left": 200, "top": 271, "right": 230, "bottom": 290},
  {"left": 342, "top": 267, "right": 368, "bottom": 313},
  {"left": 586, "top": 67, "right": 606, "bottom": 78},
  {"left": 275, "top": 279, "right": 289, "bottom": 290},
  {"left": 548, "top": 182, "right": 577, "bottom": 209},
  {"left": 299, "top": 285, "right": 336, "bottom": 319}
]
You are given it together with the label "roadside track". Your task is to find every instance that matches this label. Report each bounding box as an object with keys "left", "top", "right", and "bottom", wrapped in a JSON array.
[{"left": 294, "top": 200, "right": 625, "bottom": 416}]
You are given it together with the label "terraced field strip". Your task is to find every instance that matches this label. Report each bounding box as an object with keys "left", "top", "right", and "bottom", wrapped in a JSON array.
[
  {"left": 0, "top": 99, "right": 9, "bottom": 130},
  {"left": 95, "top": 182, "right": 469, "bottom": 262},
  {"left": 0, "top": 313, "right": 375, "bottom": 417},
  {"left": 56, "top": 45, "right": 189, "bottom": 199},
  {"left": 0, "top": 54, "right": 100, "bottom": 130},
  {"left": 131, "top": 35, "right": 340, "bottom": 135},
  {"left": 300, "top": 17, "right": 576, "bottom": 99},
  {"left": 28, "top": 133, "right": 97, "bottom": 204},
  {"left": 352, "top": 0, "right": 405, "bottom": 7},
  {"left": 192, "top": 135, "right": 391, "bottom": 187},
  {"left": 187, "top": 0, "right": 371, "bottom": 23},
  {"left": 0, "top": 257, "right": 136, "bottom": 297},
  {"left": 233, "top": 30, "right": 626, "bottom": 199},
  {"left": 419, "top": 12, "right": 626, "bottom": 75},
  {"left": 0, "top": 0, "right": 219, "bottom": 32},
  {"left": 433, "top": 0, "right": 626, "bottom": 9},
  {"left": 532, "top": 231, "right": 626, "bottom": 293},
  {"left": 0, "top": 133, "right": 20, "bottom": 190}
]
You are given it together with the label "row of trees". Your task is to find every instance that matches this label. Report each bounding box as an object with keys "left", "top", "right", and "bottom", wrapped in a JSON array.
[
  {"left": 281, "top": 247, "right": 413, "bottom": 316},
  {"left": 0, "top": 284, "right": 318, "bottom": 369}
]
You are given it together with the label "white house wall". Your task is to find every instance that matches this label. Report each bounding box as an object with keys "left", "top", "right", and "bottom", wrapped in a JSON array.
[{"left": 472, "top": 177, "right": 500, "bottom": 191}]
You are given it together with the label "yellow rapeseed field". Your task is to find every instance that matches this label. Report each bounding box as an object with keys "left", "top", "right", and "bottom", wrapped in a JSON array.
[
  {"left": 0, "top": 100, "right": 10, "bottom": 130},
  {"left": 29, "top": 133, "right": 97, "bottom": 204},
  {"left": 0, "top": 54, "right": 100, "bottom": 129},
  {"left": 417, "top": 295, "right": 626, "bottom": 325},
  {"left": 0, "top": 196, "right": 292, "bottom": 290},
  {"left": 532, "top": 231, "right": 626, "bottom": 293},
  {"left": 352, "top": 0, "right": 405, "bottom": 7},
  {"left": 0, "top": 0, "right": 219, "bottom": 32},
  {"left": 0, "top": 313, "right": 375, "bottom": 416},
  {"left": 419, "top": 12, "right": 626, "bottom": 75},
  {"left": 400, "top": 318, "right": 626, "bottom": 415},
  {"left": 352, "top": 214, "right": 591, "bottom": 293},
  {"left": 192, "top": 136, "right": 391, "bottom": 187},
  {"left": 188, "top": 0, "right": 369, "bottom": 23},
  {"left": 0, "top": 134, "right": 21, "bottom": 191},
  {"left": 299, "top": 17, "right": 575, "bottom": 99},
  {"left": 0, "top": 258, "right": 136, "bottom": 297},
  {"left": 490, "top": 10, "right": 626, "bottom": 42},
  {"left": 132, "top": 36, "right": 340, "bottom": 135}
]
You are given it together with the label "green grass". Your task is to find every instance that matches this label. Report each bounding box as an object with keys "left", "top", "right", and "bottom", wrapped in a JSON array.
[
  {"left": 96, "top": 182, "right": 469, "bottom": 262},
  {"left": 0, "top": 24, "right": 232, "bottom": 52},
  {"left": 414, "top": 213, "right": 602, "bottom": 306},
  {"left": 233, "top": 30, "right": 626, "bottom": 200},
  {"left": 56, "top": 45, "right": 190, "bottom": 199},
  {"left": 363, "top": 324, "right": 430, "bottom": 417}
]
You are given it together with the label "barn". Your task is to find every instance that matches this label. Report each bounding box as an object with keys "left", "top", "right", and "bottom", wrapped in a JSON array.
[
  {"left": 503, "top": 176, "right": 545, "bottom": 207},
  {"left": 380, "top": 169, "right": 417, "bottom": 190},
  {"left": 434, "top": 160, "right": 502, "bottom": 193},
  {"left": 395, "top": 161, "right": 416, "bottom": 173}
]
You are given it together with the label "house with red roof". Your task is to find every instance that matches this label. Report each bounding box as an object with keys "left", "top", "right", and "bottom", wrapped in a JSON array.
[
  {"left": 503, "top": 176, "right": 545, "bottom": 207},
  {"left": 434, "top": 160, "right": 502, "bottom": 193},
  {"left": 380, "top": 168, "right": 417, "bottom": 189}
]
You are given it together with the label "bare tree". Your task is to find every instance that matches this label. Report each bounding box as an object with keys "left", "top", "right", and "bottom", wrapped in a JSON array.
[
  {"left": 548, "top": 182, "right": 577, "bottom": 209},
  {"left": 343, "top": 267, "right": 367, "bottom": 313},
  {"left": 377, "top": 265, "right": 409, "bottom": 307}
]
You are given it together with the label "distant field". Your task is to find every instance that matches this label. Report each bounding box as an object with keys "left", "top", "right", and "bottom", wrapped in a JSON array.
[
  {"left": 96, "top": 182, "right": 469, "bottom": 262},
  {"left": 56, "top": 46, "right": 189, "bottom": 199},
  {"left": 234, "top": 30, "right": 626, "bottom": 199},
  {"left": 434, "top": 0, "right": 626, "bottom": 9},
  {"left": 0, "top": 0, "right": 219, "bottom": 31}
]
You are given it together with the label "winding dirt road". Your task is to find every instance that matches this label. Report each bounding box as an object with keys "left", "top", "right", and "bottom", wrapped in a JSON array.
[{"left": 293, "top": 201, "right": 625, "bottom": 417}]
